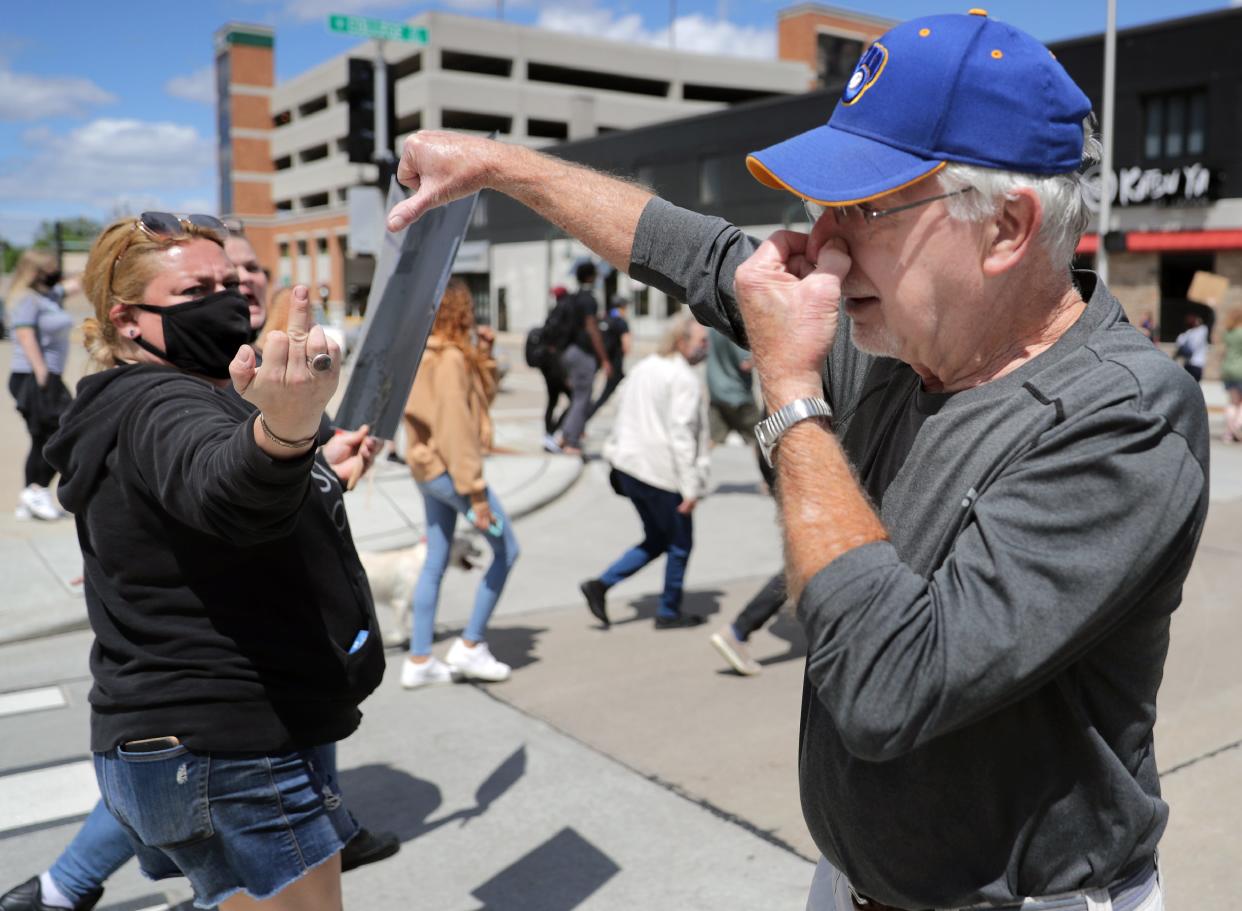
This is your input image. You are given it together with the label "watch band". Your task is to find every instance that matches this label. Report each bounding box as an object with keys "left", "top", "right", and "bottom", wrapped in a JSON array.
[{"left": 754, "top": 397, "right": 833, "bottom": 467}]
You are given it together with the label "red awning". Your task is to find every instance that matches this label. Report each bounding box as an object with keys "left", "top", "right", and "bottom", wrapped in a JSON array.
[{"left": 1077, "top": 229, "right": 1242, "bottom": 254}]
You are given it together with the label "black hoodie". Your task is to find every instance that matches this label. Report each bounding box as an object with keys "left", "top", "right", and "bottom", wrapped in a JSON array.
[{"left": 45, "top": 364, "right": 384, "bottom": 752}]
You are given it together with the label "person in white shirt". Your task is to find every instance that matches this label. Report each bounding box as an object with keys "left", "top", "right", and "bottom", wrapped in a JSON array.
[
  {"left": 580, "top": 314, "right": 711, "bottom": 629},
  {"left": 1174, "top": 312, "right": 1210, "bottom": 382}
]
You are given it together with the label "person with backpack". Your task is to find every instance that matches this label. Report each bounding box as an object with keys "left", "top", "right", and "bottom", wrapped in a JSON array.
[
  {"left": 557, "top": 261, "right": 610, "bottom": 457},
  {"left": 525, "top": 285, "right": 573, "bottom": 452},
  {"left": 587, "top": 296, "right": 631, "bottom": 419}
]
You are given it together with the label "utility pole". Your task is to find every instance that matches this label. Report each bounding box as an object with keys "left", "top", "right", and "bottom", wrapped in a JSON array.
[
  {"left": 1097, "top": 0, "right": 1117, "bottom": 285},
  {"left": 374, "top": 39, "right": 395, "bottom": 190}
]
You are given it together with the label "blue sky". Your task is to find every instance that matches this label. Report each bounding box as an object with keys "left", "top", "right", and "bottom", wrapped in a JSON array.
[{"left": 1, "top": 0, "right": 1235, "bottom": 244}]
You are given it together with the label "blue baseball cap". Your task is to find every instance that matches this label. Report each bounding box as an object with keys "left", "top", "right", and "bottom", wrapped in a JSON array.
[{"left": 747, "top": 9, "right": 1092, "bottom": 205}]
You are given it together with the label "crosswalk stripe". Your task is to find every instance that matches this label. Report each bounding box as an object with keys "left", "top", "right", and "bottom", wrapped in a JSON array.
[
  {"left": 0, "top": 759, "right": 98, "bottom": 832},
  {"left": 0, "top": 686, "right": 66, "bottom": 718}
]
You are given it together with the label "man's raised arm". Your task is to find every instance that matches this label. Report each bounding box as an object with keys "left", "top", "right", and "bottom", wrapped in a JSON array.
[
  {"left": 386, "top": 131, "right": 652, "bottom": 273},
  {"left": 385, "top": 131, "right": 758, "bottom": 345}
]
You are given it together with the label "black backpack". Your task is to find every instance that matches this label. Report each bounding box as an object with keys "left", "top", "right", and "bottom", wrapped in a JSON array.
[{"left": 524, "top": 294, "right": 581, "bottom": 368}]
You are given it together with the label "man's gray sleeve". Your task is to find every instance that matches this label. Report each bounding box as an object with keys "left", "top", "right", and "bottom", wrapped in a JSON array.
[
  {"left": 629, "top": 197, "right": 760, "bottom": 348},
  {"left": 797, "top": 401, "right": 1207, "bottom": 762}
]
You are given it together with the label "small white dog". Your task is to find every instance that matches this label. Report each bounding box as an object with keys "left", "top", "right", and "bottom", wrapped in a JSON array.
[{"left": 360, "top": 535, "right": 483, "bottom": 647}]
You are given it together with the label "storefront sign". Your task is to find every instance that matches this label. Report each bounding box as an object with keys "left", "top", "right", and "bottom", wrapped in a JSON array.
[{"left": 1084, "top": 163, "right": 1212, "bottom": 211}]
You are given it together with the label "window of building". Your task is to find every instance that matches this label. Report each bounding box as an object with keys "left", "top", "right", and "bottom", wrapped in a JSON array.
[
  {"left": 699, "top": 156, "right": 725, "bottom": 206},
  {"left": 273, "top": 110, "right": 292, "bottom": 127},
  {"left": 301, "top": 192, "right": 329, "bottom": 209},
  {"left": 300, "top": 143, "right": 329, "bottom": 164},
  {"left": 526, "top": 61, "right": 669, "bottom": 97},
  {"left": 471, "top": 195, "right": 488, "bottom": 229},
  {"left": 818, "top": 33, "right": 865, "bottom": 84},
  {"left": 395, "top": 111, "right": 422, "bottom": 136},
  {"left": 1143, "top": 90, "right": 1207, "bottom": 161},
  {"left": 392, "top": 52, "right": 422, "bottom": 80},
  {"left": 275, "top": 199, "right": 293, "bottom": 212},
  {"left": 682, "top": 84, "right": 776, "bottom": 104},
  {"left": 279, "top": 242, "right": 290, "bottom": 257},
  {"left": 273, "top": 155, "right": 292, "bottom": 171},
  {"left": 441, "top": 109, "right": 512, "bottom": 134},
  {"left": 441, "top": 50, "right": 513, "bottom": 77},
  {"left": 527, "top": 118, "right": 569, "bottom": 140},
  {"left": 316, "top": 237, "right": 329, "bottom": 254},
  {"left": 633, "top": 286, "right": 650, "bottom": 318},
  {"left": 297, "top": 240, "right": 309, "bottom": 256},
  {"left": 297, "top": 95, "right": 329, "bottom": 117}
]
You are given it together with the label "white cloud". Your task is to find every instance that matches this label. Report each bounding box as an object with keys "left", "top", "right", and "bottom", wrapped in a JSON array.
[
  {"left": 280, "top": 0, "right": 529, "bottom": 22},
  {"left": 0, "top": 118, "right": 216, "bottom": 219},
  {"left": 535, "top": 5, "right": 776, "bottom": 58},
  {"left": 0, "top": 67, "right": 115, "bottom": 121},
  {"left": 165, "top": 65, "right": 216, "bottom": 105}
]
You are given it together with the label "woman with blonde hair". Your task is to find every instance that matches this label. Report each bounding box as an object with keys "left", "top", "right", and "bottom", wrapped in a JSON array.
[
  {"left": 401, "top": 278, "right": 519, "bottom": 687},
  {"left": 6, "top": 248, "right": 74, "bottom": 520},
  {"left": 41, "top": 212, "right": 383, "bottom": 911},
  {"left": 1221, "top": 307, "right": 1242, "bottom": 442}
]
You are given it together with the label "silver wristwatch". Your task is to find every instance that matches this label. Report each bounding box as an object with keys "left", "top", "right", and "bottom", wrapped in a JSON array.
[{"left": 754, "top": 397, "right": 833, "bottom": 467}]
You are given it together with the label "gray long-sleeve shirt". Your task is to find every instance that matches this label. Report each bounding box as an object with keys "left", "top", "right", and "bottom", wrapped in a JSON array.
[{"left": 630, "top": 198, "right": 1210, "bottom": 909}]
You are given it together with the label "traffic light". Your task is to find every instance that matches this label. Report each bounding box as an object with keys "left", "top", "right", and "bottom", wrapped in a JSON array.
[{"left": 345, "top": 58, "right": 375, "bottom": 164}]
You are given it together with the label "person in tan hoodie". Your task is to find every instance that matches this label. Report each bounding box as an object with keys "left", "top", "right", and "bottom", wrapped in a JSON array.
[{"left": 400, "top": 279, "right": 519, "bottom": 687}]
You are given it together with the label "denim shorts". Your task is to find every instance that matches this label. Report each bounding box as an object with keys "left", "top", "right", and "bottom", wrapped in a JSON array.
[{"left": 95, "top": 741, "right": 356, "bottom": 909}]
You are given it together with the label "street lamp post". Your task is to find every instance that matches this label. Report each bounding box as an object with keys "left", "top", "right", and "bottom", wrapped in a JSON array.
[{"left": 1097, "top": 0, "right": 1117, "bottom": 284}]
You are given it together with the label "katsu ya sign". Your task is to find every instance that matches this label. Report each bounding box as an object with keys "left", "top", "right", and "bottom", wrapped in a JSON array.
[{"left": 1084, "top": 163, "right": 1213, "bottom": 211}]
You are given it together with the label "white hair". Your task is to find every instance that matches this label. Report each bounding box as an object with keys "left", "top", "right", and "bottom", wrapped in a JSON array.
[{"left": 936, "top": 117, "right": 1101, "bottom": 271}]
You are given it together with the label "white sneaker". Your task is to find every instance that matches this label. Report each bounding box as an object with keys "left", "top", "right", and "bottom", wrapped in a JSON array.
[
  {"left": 20, "top": 485, "right": 63, "bottom": 521},
  {"left": 710, "top": 626, "right": 762, "bottom": 676},
  {"left": 445, "top": 638, "right": 511, "bottom": 682},
  {"left": 400, "top": 656, "right": 458, "bottom": 689},
  {"left": 15, "top": 501, "right": 31, "bottom": 520}
]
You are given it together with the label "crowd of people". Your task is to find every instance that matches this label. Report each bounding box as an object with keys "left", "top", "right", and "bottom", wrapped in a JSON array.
[{"left": 0, "top": 8, "right": 1233, "bottom": 911}]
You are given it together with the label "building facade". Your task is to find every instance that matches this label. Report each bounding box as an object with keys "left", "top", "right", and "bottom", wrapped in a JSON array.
[
  {"left": 1049, "top": 7, "right": 1242, "bottom": 349},
  {"left": 214, "top": 13, "right": 811, "bottom": 317}
]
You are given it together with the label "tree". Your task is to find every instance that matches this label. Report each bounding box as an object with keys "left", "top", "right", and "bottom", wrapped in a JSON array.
[{"left": 32, "top": 217, "right": 103, "bottom": 252}]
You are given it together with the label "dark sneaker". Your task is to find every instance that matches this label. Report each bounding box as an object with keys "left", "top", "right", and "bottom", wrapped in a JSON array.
[
  {"left": 0, "top": 877, "right": 103, "bottom": 911},
  {"left": 580, "top": 579, "right": 609, "bottom": 627},
  {"left": 654, "top": 613, "right": 706, "bottom": 630},
  {"left": 341, "top": 828, "right": 400, "bottom": 873}
]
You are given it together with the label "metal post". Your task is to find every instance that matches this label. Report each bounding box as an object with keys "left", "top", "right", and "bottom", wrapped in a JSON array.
[
  {"left": 374, "top": 39, "right": 390, "bottom": 167},
  {"left": 1097, "top": 0, "right": 1117, "bottom": 285}
]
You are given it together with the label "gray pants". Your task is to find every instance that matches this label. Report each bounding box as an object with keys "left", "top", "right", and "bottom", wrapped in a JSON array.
[{"left": 559, "top": 345, "right": 598, "bottom": 448}]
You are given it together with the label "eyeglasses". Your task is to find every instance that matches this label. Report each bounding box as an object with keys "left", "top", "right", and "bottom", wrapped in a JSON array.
[
  {"left": 804, "top": 187, "right": 974, "bottom": 228},
  {"left": 108, "top": 212, "right": 229, "bottom": 301}
]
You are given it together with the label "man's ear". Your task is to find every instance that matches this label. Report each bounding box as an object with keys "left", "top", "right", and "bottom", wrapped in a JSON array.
[{"left": 982, "top": 186, "right": 1041, "bottom": 277}]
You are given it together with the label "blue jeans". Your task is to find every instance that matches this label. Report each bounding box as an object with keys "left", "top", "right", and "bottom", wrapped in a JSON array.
[
  {"left": 95, "top": 742, "right": 355, "bottom": 909},
  {"left": 600, "top": 471, "right": 693, "bottom": 617},
  {"left": 411, "top": 472, "right": 519, "bottom": 656},
  {"left": 51, "top": 744, "right": 347, "bottom": 903},
  {"left": 50, "top": 800, "right": 135, "bottom": 904}
]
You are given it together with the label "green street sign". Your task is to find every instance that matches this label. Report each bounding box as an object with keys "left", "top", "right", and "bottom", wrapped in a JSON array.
[{"left": 327, "top": 14, "right": 428, "bottom": 43}]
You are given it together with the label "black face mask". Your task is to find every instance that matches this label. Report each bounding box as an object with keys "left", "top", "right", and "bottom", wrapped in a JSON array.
[
  {"left": 132, "top": 290, "right": 251, "bottom": 380},
  {"left": 43, "top": 270, "right": 63, "bottom": 288}
]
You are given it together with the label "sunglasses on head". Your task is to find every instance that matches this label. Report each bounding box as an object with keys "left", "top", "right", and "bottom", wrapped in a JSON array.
[{"left": 108, "top": 212, "right": 229, "bottom": 301}]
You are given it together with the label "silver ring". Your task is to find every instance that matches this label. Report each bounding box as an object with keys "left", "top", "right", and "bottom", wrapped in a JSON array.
[{"left": 310, "top": 353, "right": 333, "bottom": 373}]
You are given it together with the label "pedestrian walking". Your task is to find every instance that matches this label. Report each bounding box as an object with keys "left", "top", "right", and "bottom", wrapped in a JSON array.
[
  {"left": 709, "top": 572, "right": 784, "bottom": 676},
  {"left": 1174, "top": 311, "right": 1209, "bottom": 381},
  {"left": 41, "top": 212, "right": 386, "bottom": 911},
  {"left": 557, "top": 262, "right": 610, "bottom": 456},
  {"left": 385, "top": 10, "right": 1206, "bottom": 908},
  {"left": 706, "top": 327, "right": 759, "bottom": 445},
  {"left": 580, "top": 314, "right": 711, "bottom": 629},
  {"left": 534, "top": 285, "right": 572, "bottom": 451},
  {"left": 400, "top": 278, "right": 519, "bottom": 688},
  {"left": 587, "top": 296, "right": 631, "bottom": 418},
  {"left": 6, "top": 249, "right": 73, "bottom": 521}
]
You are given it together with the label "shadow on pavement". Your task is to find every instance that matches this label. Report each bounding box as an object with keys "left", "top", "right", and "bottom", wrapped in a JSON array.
[
  {"left": 340, "top": 745, "right": 527, "bottom": 843},
  {"left": 759, "top": 612, "right": 808, "bottom": 669},
  {"left": 611, "top": 588, "right": 725, "bottom": 628},
  {"left": 470, "top": 826, "right": 621, "bottom": 911}
]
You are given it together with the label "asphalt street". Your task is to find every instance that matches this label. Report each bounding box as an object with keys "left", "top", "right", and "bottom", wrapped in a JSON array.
[{"left": 1, "top": 327, "right": 1241, "bottom": 909}]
